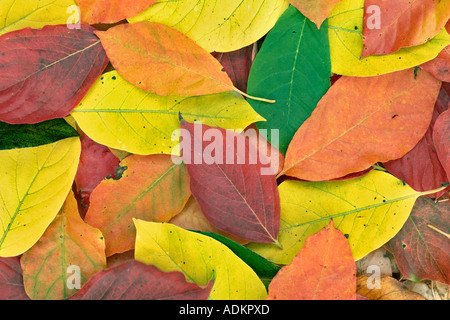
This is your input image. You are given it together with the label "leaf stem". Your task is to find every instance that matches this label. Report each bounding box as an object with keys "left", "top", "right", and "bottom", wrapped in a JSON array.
[
  {"left": 418, "top": 184, "right": 450, "bottom": 197},
  {"left": 233, "top": 87, "right": 276, "bottom": 104},
  {"left": 428, "top": 225, "right": 450, "bottom": 239}
]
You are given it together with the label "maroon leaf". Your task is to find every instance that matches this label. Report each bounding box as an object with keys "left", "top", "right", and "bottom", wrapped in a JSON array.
[
  {"left": 386, "top": 197, "right": 450, "bottom": 285},
  {"left": 212, "top": 44, "right": 254, "bottom": 93},
  {"left": 0, "top": 257, "right": 29, "bottom": 300},
  {"left": 179, "top": 119, "right": 281, "bottom": 244},
  {"left": 0, "top": 25, "right": 109, "bottom": 124},
  {"left": 69, "top": 260, "right": 213, "bottom": 300},
  {"left": 74, "top": 134, "right": 120, "bottom": 217},
  {"left": 383, "top": 86, "right": 449, "bottom": 198}
]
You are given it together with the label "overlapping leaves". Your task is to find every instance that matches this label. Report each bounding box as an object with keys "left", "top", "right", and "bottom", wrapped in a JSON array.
[{"left": 0, "top": 0, "right": 449, "bottom": 301}]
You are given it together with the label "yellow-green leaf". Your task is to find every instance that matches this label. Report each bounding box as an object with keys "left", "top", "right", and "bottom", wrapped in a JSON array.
[
  {"left": 128, "top": 0, "right": 290, "bottom": 53},
  {"left": 328, "top": 0, "right": 450, "bottom": 76},
  {"left": 0, "top": 0, "right": 77, "bottom": 36},
  {"left": 0, "top": 137, "right": 81, "bottom": 257},
  {"left": 134, "top": 220, "right": 267, "bottom": 300},
  {"left": 71, "top": 71, "right": 265, "bottom": 155},
  {"left": 246, "top": 170, "right": 442, "bottom": 264},
  {"left": 21, "top": 191, "right": 106, "bottom": 300}
]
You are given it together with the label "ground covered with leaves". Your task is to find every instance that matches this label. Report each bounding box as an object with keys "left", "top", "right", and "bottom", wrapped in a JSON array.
[{"left": 0, "top": 0, "right": 449, "bottom": 301}]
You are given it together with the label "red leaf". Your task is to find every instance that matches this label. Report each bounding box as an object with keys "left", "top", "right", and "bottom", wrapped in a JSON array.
[
  {"left": 387, "top": 197, "right": 450, "bottom": 285},
  {"left": 0, "top": 257, "right": 29, "bottom": 300},
  {"left": 433, "top": 109, "right": 450, "bottom": 180},
  {"left": 383, "top": 87, "right": 449, "bottom": 199},
  {"left": 74, "top": 134, "right": 120, "bottom": 216},
  {"left": 212, "top": 44, "right": 254, "bottom": 93},
  {"left": 70, "top": 260, "right": 213, "bottom": 300},
  {"left": 0, "top": 25, "right": 108, "bottom": 124},
  {"left": 179, "top": 119, "right": 281, "bottom": 244},
  {"left": 420, "top": 46, "right": 450, "bottom": 82}
]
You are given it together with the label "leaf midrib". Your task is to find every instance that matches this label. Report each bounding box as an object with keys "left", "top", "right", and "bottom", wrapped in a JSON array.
[{"left": 280, "top": 188, "right": 423, "bottom": 231}]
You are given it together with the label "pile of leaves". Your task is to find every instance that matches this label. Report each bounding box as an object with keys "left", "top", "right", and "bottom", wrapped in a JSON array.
[{"left": 0, "top": 0, "right": 449, "bottom": 300}]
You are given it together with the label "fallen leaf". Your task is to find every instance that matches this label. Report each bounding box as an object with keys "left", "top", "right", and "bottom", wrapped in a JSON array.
[
  {"left": 180, "top": 119, "right": 281, "bottom": 244},
  {"left": 0, "top": 25, "right": 109, "bottom": 124},
  {"left": 421, "top": 46, "right": 450, "bottom": 82},
  {"left": 267, "top": 221, "right": 356, "bottom": 300},
  {"left": 386, "top": 197, "right": 450, "bottom": 285},
  {"left": 170, "top": 196, "right": 249, "bottom": 245},
  {"left": 328, "top": 0, "right": 450, "bottom": 77},
  {"left": 70, "top": 260, "right": 213, "bottom": 300},
  {"left": 289, "top": 0, "right": 343, "bottom": 29},
  {"left": 74, "top": 134, "right": 120, "bottom": 215},
  {"left": 383, "top": 93, "right": 449, "bottom": 199},
  {"left": 0, "top": 119, "right": 79, "bottom": 151},
  {"left": 134, "top": 220, "right": 267, "bottom": 300},
  {"left": 282, "top": 68, "right": 441, "bottom": 182},
  {"left": 95, "top": 21, "right": 237, "bottom": 97},
  {"left": 0, "top": 0, "right": 77, "bottom": 36},
  {"left": 84, "top": 154, "right": 190, "bottom": 256},
  {"left": 76, "top": 0, "right": 158, "bottom": 24},
  {"left": 357, "top": 276, "right": 426, "bottom": 300},
  {"left": 0, "top": 257, "right": 29, "bottom": 300},
  {"left": 433, "top": 109, "right": 450, "bottom": 180},
  {"left": 247, "top": 6, "right": 331, "bottom": 154},
  {"left": 212, "top": 44, "right": 254, "bottom": 94},
  {"left": 128, "top": 0, "right": 290, "bottom": 53},
  {"left": 362, "top": 0, "right": 450, "bottom": 58},
  {"left": 20, "top": 191, "right": 106, "bottom": 300},
  {"left": 71, "top": 71, "right": 264, "bottom": 155},
  {"left": 246, "top": 170, "right": 447, "bottom": 264},
  {"left": 0, "top": 137, "right": 81, "bottom": 257}
]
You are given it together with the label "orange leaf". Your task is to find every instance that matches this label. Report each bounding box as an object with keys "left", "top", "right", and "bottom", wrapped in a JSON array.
[
  {"left": 20, "top": 191, "right": 106, "bottom": 300},
  {"left": 281, "top": 68, "right": 441, "bottom": 181},
  {"left": 84, "top": 154, "right": 190, "bottom": 256},
  {"left": 362, "top": 0, "right": 450, "bottom": 58},
  {"left": 357, "top": 276, "right": 426, "bottom": 300},
  {"left": 266, "top": 221, "right": 356, "bottom": 300},
  {"left": 289, "top": 0, "right": 343, "bottom": 29},
  {"left": 95, "top": 22, "right": 234, "bottom": 97},
  {"left": 76, "top": 0, "right": 158, "bottom": 24}
]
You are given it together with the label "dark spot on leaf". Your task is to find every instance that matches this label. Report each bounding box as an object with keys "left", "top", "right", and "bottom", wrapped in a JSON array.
[
  {"left": 112, "top": 165, "right": 128, "bottom": 180},
  {"left": 112, "top": 76, "right": 117, "bottom": 80}
]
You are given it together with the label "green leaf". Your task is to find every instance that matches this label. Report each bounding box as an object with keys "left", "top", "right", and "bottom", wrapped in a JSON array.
[
  {"left": 192, "top": 230, "right": 281, "bottom": 288},
  {"left": 0, "top": 119, "right": 79, "bottom": 151},
  {"left": 247, "top": 6, "right": 331, "bottom": 154}
]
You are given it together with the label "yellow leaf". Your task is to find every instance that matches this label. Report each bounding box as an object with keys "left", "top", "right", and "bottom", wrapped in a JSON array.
[
  {"left": 246, "top": 170, "right": 444, "bottom": 264},
  {"left": 328, "top": 0, "right": 450, "bottom": 76},
  {"left": 0, "top": 0, "right": 77, "bottom": 36},
  {"left": 134, "top": 220, "right": 267, "bottom": 300},
  {"left": 0, "top": 137, "right": 81, "bottom": 257},
  {"left": 71, "top": 71, "right": 265, "bottom": 155},
  {"left": 128, "top": 0, "right": 290, "bottom": 53}
]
